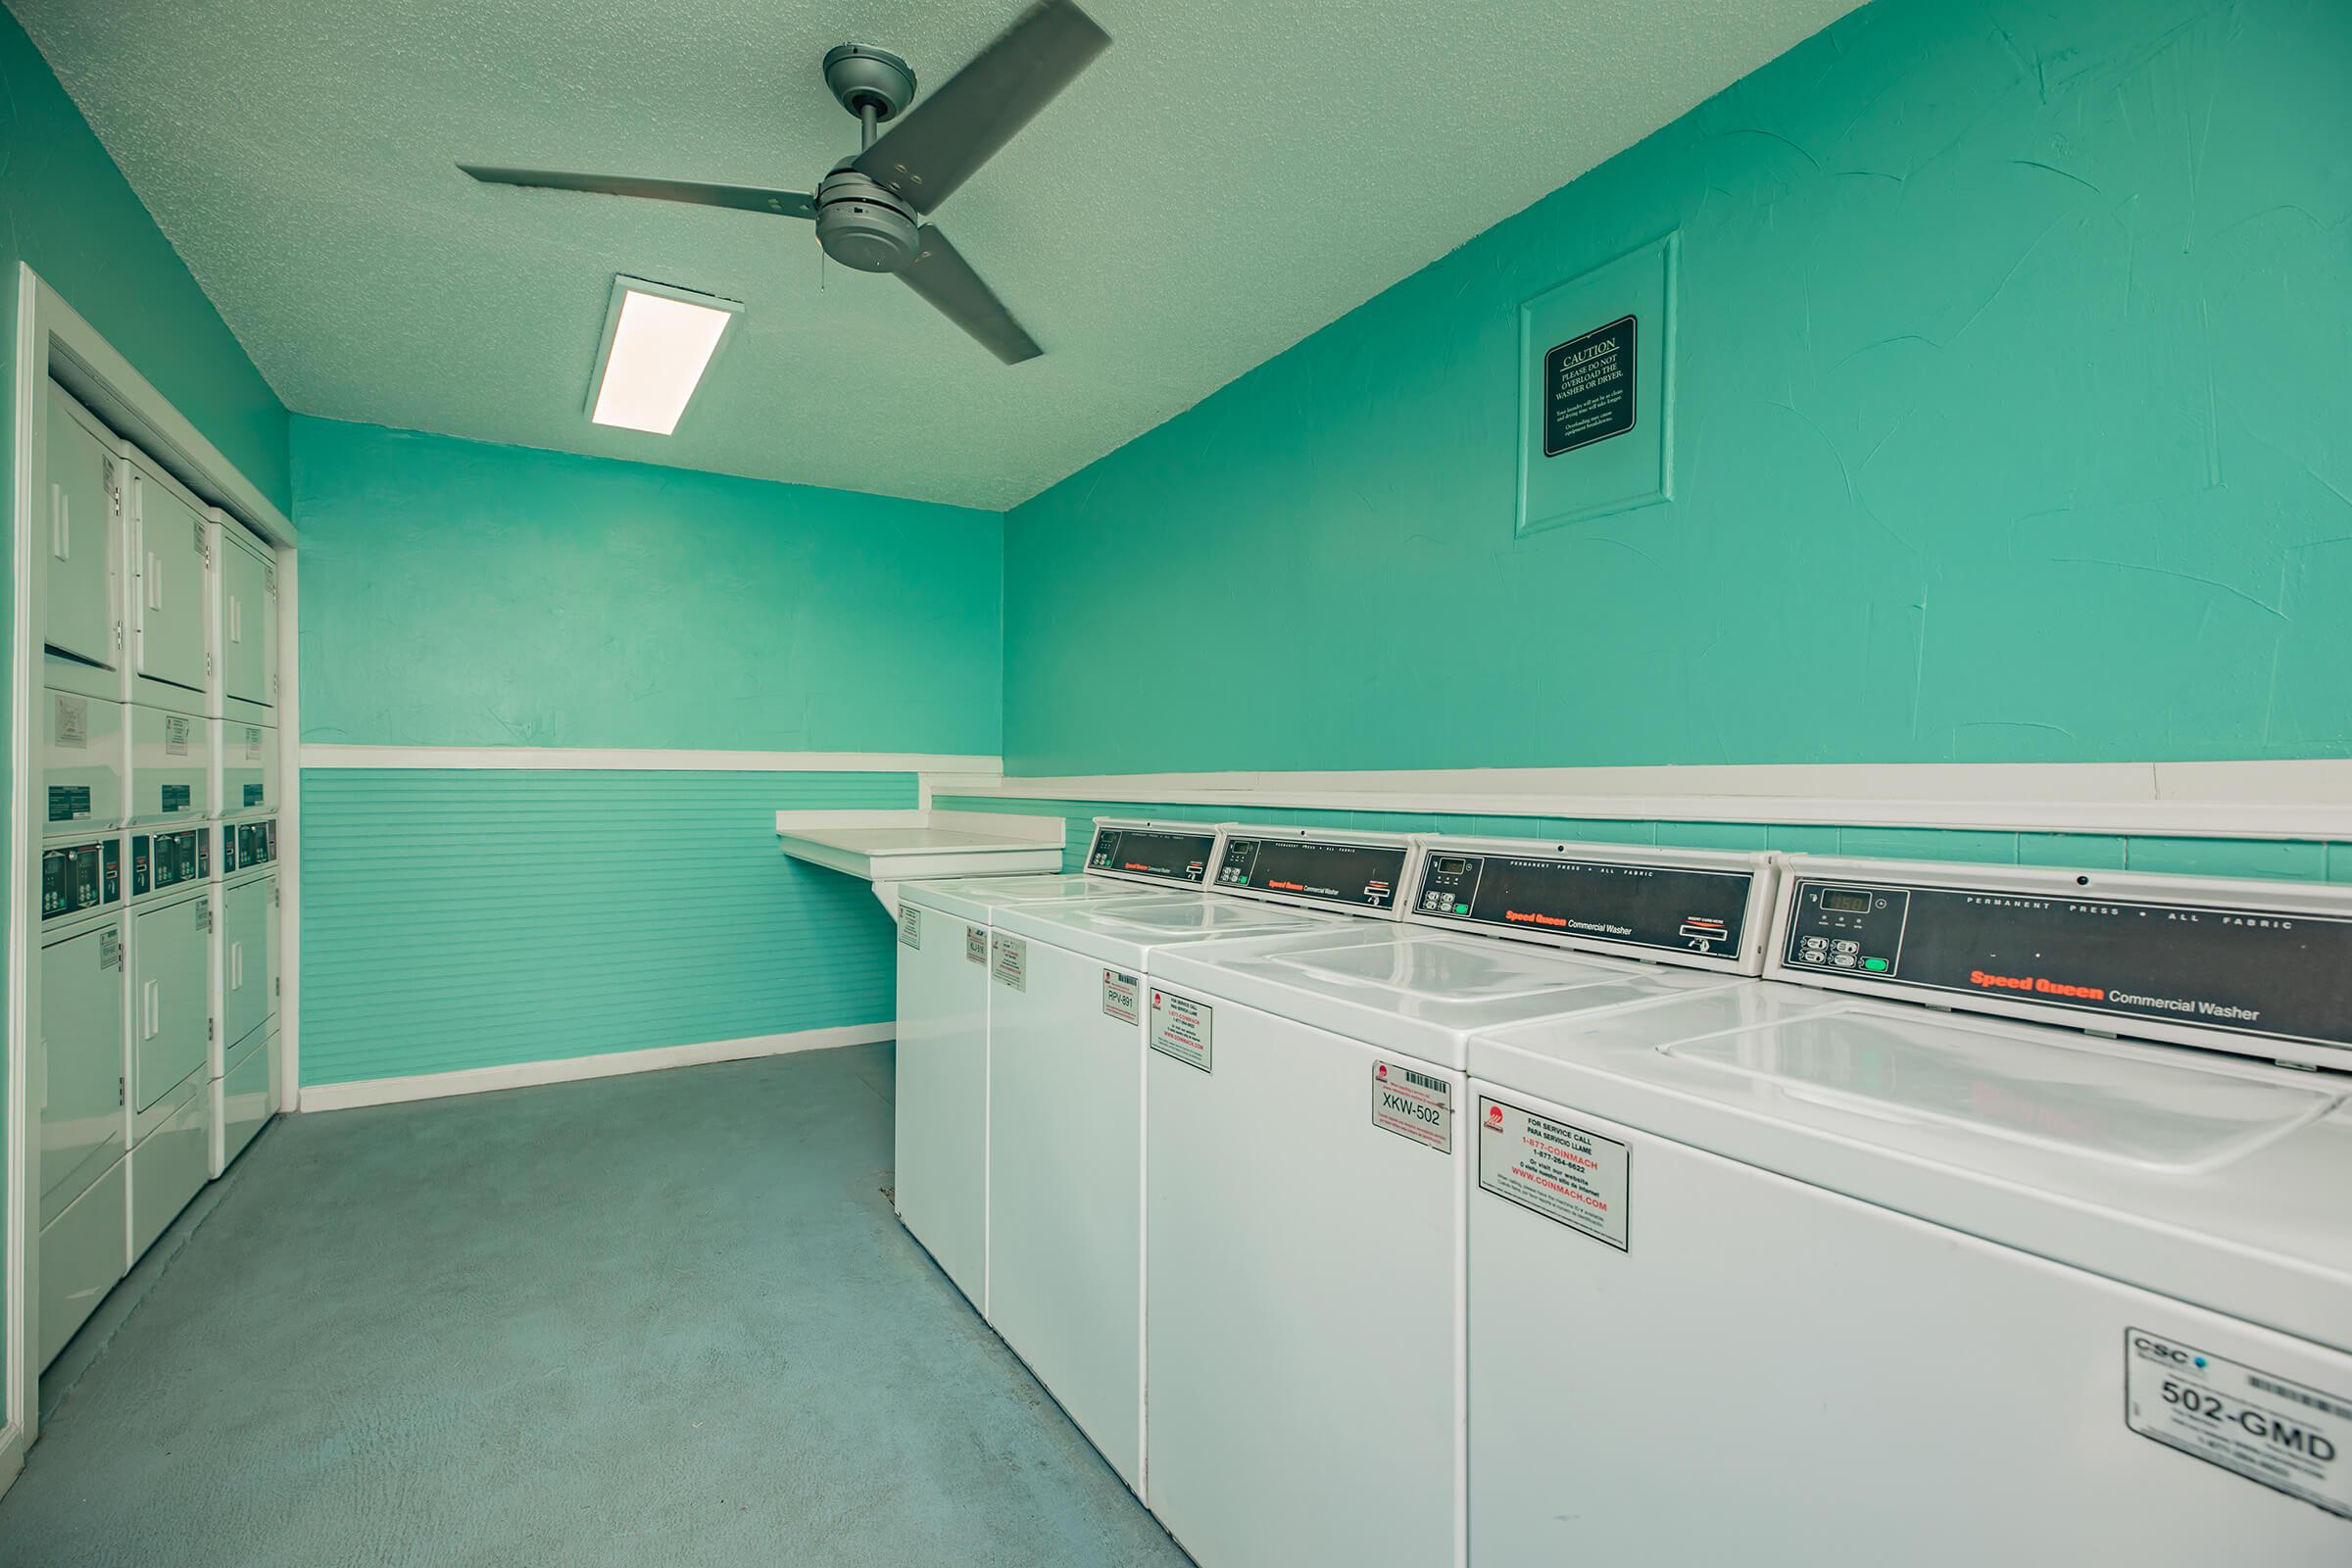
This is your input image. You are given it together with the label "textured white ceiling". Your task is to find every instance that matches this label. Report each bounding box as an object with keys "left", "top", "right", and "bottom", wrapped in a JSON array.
[{"left": 14, "top": 0, "right": 1861, "bottom": 508}]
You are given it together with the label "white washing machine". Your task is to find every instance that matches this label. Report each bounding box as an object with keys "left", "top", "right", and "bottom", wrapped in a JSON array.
[
  {"left": 1142, "top": 837, "right": 1779, "bottom": 1566},
  {"left": 982, "top": 825, "right": 1413, "bottom": 1495},
  {"left": 891, "top": 830, "right": 1201, "bottom": 1313},
  {"left": 1467, "top": 857, "right": 2352, "bottom": 1563}
]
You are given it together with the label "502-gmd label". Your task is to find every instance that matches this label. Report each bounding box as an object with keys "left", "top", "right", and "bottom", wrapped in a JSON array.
[{"left": 2125, "top": 1329, "right": 2351, "bottom": 1519}]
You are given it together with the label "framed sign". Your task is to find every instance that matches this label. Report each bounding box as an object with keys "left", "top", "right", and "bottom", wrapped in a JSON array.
[{"left": 1516, "top": 232, "right": 1678, "bottom": 537}]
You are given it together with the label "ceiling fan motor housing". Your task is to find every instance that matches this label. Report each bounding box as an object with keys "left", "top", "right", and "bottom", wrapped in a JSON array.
[
  {"left": 815, "top": 166, "right": 920, "bottom": 273},
  {"left": 821, "top": 44, "right": 916, "bottom": 122}
]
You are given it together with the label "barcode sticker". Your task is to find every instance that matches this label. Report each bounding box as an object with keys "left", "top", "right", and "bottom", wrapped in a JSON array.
[
  {"left": 2126, "top": 1331, "right": 2351, "bottom": 1517},
  {"left": 1102, "top": 969, "right": 1140, "bottom": 1024},
  {"left": 1372, "top": 1060, "right": 1452, "bottom": 1152}
]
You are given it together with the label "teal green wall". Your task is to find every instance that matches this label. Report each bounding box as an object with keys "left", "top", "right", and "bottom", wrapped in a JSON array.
[
  {"left": 1002, "top": 0, "right": 2352, "bottom": 776},
  {"left": 936, "top": 796, "right": 2352, "bottom": 888},
  {"left": 291, "top": 419, "right": 1004, "bottom": 1085},
  {"left": 301, "top": 770, "right": 909, "bottom": 1086},
  {"left": 290, "top": 416, "right": 1002, "bottom": 752}
]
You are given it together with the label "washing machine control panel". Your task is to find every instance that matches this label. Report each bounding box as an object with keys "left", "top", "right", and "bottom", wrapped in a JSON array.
[
  {"left": 42, "top": 838, "right": 121, "bottom": 921},
  {"left": 1783, "top": 874, "right": 2352, "bottom": 1053},
  {"left": 222, "top": 817, "right": 277, "bottom": 872},
  {"left": 1087, "top": 824, "right": 1214, "bottom": 885},
  {"left": 131, "top": 827, "right": 210, "bottom": 898},
  {"left": 1213, "top": 835, "right": 1406, "bottom": 911},
  {"left": 1412, "top": 851, "right": 1759, "bottom": 960}
]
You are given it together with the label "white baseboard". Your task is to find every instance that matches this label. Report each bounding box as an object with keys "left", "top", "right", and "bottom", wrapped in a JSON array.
[{"left": 295, "top": 1022, "right": 894, "bottom": 1113}]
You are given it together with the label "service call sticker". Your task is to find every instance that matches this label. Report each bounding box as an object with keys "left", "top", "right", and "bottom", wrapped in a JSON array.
[
  {"left": 1149, "top": 990, "right": 1212, "bottom": 1072},
  {"left": 991, "top": 934, "right": 1027, "bottom": 992},
  {"left": 1102, "top": 969, "right": 1140, "bottom": 1025},
  {"left": 897, "top": 905, "right": 922, "bottom": 950},
  {"left": 2125, "top": 1330, "right": 2351, "bottom": 1518},
  {"left": 1371, "top": 1060, "right": 1452, "bottom": 1152},
  {"left": 1477, "top": 1097, "right": 1630, "bottom": 1251},
  {"left": 965, "top": 925, "right": 987, "bottom": 965}
]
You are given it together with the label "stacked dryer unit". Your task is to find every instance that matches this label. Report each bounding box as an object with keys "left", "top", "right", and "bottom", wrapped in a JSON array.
[
  {"left": 1139, "top": 835, "right": 1780, "bottom": 1567},
  {"left": 35, "top": 383, "right": 139, "bottom": 1365},
  {"left": 210, "top": 505, "right": 281, "bottom": 1174},
  {"left": 1465, "top": 858, "right": 2352, "bottom": 1561},
  {"left": 980, "top": 823, "right": 1405, "bottom": 1496},
  {"left": 29, "top": 381, "right": 282, "bottom": 1368},
  {"left": 891, "top": 850, "right": 1184, "bottom": 1313}
]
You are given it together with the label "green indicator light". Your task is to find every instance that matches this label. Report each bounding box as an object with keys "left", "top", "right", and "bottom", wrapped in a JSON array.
[
  {"left": 1455, "top": 904, "right": 1470, "bottom": 914},
  {"left": 1863, "top": 957, "right": 1889, "bottom": 972}
]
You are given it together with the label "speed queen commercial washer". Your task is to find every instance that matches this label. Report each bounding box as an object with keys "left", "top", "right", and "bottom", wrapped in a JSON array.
[
  {"left": 1466, "top": 858, "right": 2352, "bottom": 1563},
  {"left": 980, "top": 827, "right": 1411, "bottom": 1494},
  {"left": 1142, "top": 839, "right": 1779, "bottom": 1566},
  {"left": 892, "top": 820, "right": 1212, "bottom": 1311}
]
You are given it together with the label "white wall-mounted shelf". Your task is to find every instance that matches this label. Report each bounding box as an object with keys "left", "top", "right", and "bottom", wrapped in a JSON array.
[{"left": 776, "top": 809, "right": 1066, "bottom": 912}]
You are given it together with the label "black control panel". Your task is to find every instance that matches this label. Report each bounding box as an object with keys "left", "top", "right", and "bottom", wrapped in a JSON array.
[
  {"left": 42, "top": 839, "right": 121, "bottom": 920},
  {"left": 1087, "top": 825, "right": 1214, "bottom": 885},
  {"left": 1784, "top": 875, "right": 2352, "bottom": 1051},
  {"left": 1414, "top": 851, "right": 1757, "bottom": 960},
  {"left": 1214, "top": 836, "right": 1405, "bottom": 911},
  {"left": 223, "top": 818, "right": 277, "bottom": 872},
  {"left": 131, "top": 827, "right": 210, "bottom": 898}
]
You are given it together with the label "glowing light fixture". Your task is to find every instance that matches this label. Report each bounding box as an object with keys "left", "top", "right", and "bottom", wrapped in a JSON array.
[{"left": 586, "top": 275, "right": 743, "bottom": 435}]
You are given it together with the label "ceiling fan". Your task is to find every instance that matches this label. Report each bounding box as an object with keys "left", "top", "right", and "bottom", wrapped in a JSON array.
[{"left": 460, "top": 0, "right": 1109, "bottom": 365}]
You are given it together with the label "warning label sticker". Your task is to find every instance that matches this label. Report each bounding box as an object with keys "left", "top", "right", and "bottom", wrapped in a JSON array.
[
  {"left": 2125, "top": 1330, "right": 2352, "bottom": 1518},
  {"left": 54, "top": 695, "right": 87, "bottom": 749},
  {"left": 991, "top": 934, "right": 1027, "bottom": 992},
  {"left": 965, "top": 925, "right": 987, "bottom": 965},
  {"left": 1150, "top": 990, "right": 1212, "bottom": 1072},
  {"left": 1372, "top": 1060, "right": 1452, "bottom": 1152},
  {"left": 897, "top": 905, "right": 922, "bottom": 950},
  {"left": 165, "top": 714, "right": 190, "bottom": 757},
  {"left": 244, "top": 727, "right": 265, "bottom": 760},
  {"left": 99, "top": 928, "right": 121, "bottom": 969},
  {"left": 1477, "top": 1097, "right": 1630, "bottom": 1250},
  {"left": 1102, "top": 969, "right": 1140, "bottom": 1024}
]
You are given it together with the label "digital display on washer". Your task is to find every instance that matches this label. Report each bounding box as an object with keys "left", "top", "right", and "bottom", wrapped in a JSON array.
[
  {"left": 1087, "top": 825, "right": 1215, "bottom": 885},
  {"left": 1415, "top": 853, "right": 1755, "bottom": 958},
  {"left": 1784, "top": 877, "right": 2352, "bottom": 1050},
  {"left": 1214, "top": 837, "right": 1405, "bottom": 911}
]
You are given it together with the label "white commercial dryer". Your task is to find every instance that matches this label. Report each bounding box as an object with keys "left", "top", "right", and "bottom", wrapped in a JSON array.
[
  {"left": 1142, "top": 836, "right": 1780, "bottom": 1567},
  {"left": 1467, "top": 857, "right": 2352, "bottom": 1564},
  {"left": 981, "top": 824, "right": 1409, "bottom": 1496},
  {"left": 892, "top": 825, "right": 1203, "bottom": 1312}
]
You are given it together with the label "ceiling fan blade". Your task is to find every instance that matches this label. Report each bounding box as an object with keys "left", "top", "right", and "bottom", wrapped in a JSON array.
[
  {"left": 899, "top": 226, "right": 1043, "bottom": 365},
  {"left": 852, "top": 0, "right": 1109, "bottom": 216},
  {"left": 460, "top": 165, "right": 816, "bottom": 220}
]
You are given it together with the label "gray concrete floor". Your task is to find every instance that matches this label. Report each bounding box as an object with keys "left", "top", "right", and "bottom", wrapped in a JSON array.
[{"left": 0, "top": 1044, "right": 1191, "bottom": 1567}]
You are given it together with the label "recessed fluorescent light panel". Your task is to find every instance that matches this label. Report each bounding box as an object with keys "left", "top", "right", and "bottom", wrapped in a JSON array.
[{"left": 587, "top": 275, "right": 743, "bottom": 435}]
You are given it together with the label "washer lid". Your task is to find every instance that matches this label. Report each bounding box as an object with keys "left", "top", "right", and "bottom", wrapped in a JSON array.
[
  {"left": 1470, "top": 988, "right": 2352, "bottom": 1351},
  {"left": 1150, "top": 927, "right": 1743, "bottom": 1070},
  {"left": 994, "top": 893, "right": 1343, "bottom": 969},
  {"left": 1662, "top": 1009, "right": 2340, "bottom": 1173},
  {"left": 903, "top": 872, "right": 1155, "bottom": 923}
]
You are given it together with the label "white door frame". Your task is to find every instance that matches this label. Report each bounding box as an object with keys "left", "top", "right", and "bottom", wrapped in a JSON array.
[{"left": 5, "top": 264, "right": 298, "bottom": 1493}]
